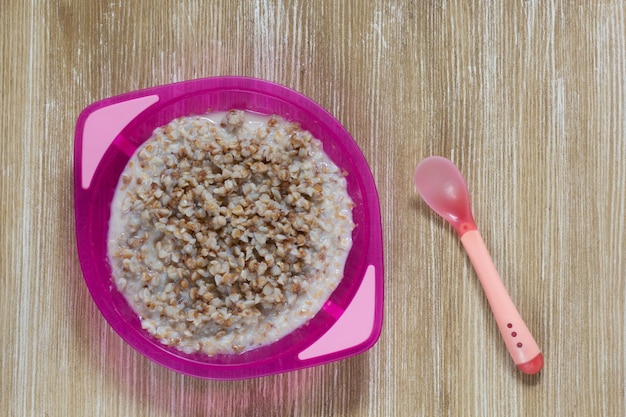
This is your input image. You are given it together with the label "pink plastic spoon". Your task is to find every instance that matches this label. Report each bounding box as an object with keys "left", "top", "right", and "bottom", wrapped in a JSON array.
[{"left": 414, "top": 156, "right": 543, "bottom": 375}]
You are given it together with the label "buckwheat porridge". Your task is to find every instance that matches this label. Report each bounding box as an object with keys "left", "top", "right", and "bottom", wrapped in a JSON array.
[{"left": 108, "top": 110, "right": 354, "bottom": 355}]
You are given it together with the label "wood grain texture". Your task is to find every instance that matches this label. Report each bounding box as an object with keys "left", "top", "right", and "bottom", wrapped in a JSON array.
[{"left": 2, "top": 1, "right": 625, "bottom": 415}]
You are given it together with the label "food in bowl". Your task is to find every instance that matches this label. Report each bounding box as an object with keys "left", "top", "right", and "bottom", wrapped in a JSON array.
[{"left": 107, "top": 109, "right": 355, "bottom": 355}]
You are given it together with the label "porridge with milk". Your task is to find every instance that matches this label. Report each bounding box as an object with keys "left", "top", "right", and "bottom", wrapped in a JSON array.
[{"left": 108, "top": 110, "right": 354, "bottom": 355}]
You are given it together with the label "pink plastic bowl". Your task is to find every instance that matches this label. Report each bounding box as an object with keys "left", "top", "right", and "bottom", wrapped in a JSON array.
[{"left": 74, "top": 76, "right": 383, "bottom": 380}]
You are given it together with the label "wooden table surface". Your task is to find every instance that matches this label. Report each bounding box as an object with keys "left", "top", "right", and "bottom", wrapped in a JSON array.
[{"left": 2, "top": 1, "right": 625, "bottom": 416}]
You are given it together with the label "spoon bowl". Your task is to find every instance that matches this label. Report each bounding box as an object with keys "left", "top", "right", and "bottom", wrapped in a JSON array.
[{"left": 413, "top": 156, "right": 476, "bottom": 236}]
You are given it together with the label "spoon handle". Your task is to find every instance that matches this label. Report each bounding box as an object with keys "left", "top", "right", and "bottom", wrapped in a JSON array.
[{"left": 460, "top": 230, "right": 543, "bottom": 375}]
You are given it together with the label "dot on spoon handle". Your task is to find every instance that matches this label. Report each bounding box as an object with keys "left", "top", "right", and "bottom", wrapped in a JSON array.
[{"left": 414, "top": 156, "right": 543, "bottom": 375}]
